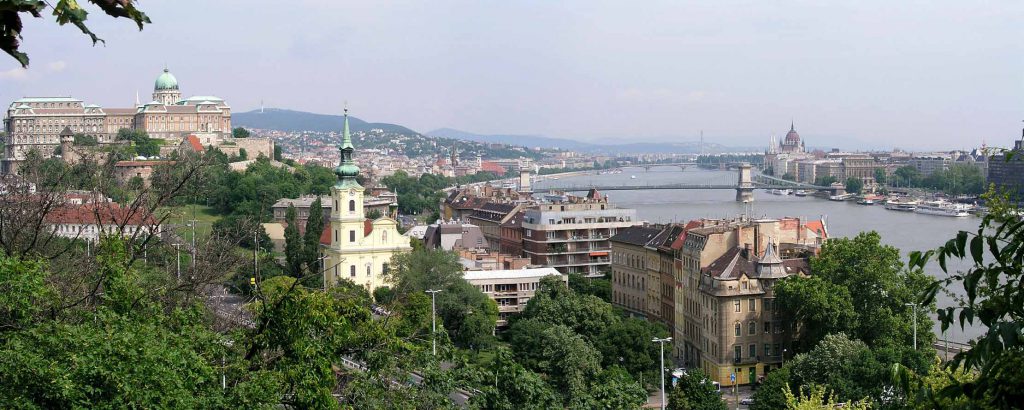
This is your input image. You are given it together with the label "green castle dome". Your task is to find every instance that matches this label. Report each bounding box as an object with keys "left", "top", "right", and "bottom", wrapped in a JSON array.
[{"left": 155, "top": 68, "right": 178, "bottom": 91}]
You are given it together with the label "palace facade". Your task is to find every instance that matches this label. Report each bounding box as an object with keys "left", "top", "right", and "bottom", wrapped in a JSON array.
[{"left": 2, "top": 68, "right": 231, "bottom": 174}]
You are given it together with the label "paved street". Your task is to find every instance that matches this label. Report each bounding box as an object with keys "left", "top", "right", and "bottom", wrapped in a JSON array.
[{"left": 645, "top": 385, "right": 754, "bottom": 409}]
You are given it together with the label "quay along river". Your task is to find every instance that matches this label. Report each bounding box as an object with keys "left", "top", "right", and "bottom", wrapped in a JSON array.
[{"left": 533, "top": 166, "right": 982, "bottom": 343}]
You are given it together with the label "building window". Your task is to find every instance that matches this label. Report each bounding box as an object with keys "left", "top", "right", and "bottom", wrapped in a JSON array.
[
  {"left": 749, "top": 298, "right": 756, "bottom": 311},
  {"left": 734, "top": 322, "right": 741, "bottom": 336},
  {"left": 765, "top": 344, "right": 771, "bottom": 358},
  {"left": 349, "top": 230, "right": 356, "bottom": 242},
  {"left": 349, "top": 200, "right": 356, "bottom": 212},
  {"left": 350, "top": 265, "right": 356, "bottom": 277},
  {"left": 749, "top": 344, "right": 756, "bottom": 358},
  {"left": 764, "top": 322, "right": 771, "bottom": 334},
  {"left": 734, "top": 300, "right": 741, "bottom": 312},
  {"left": 734, "top": 345, "right": 741, "bottom": 360},
  {"left": 382, "top": 263, "right": 389, "bottom": 275},
  {"left": 334, "top": 230, "right": 338, "bottom": 242},
  {"left": 748, "top": 321, "right": 756, "bottom": 335},
  {"left": 366, "top": 264, "right": 372, "bottom": 276}
]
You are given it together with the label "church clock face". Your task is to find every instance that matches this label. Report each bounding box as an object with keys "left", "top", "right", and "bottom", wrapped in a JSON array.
[{"left": 349, "top": 189, "right": 356, "bottom": 196}]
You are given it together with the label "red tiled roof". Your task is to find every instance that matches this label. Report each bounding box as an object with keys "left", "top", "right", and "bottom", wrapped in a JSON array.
[
  {"left": 364, "top": 219, "right": 374, "bottom": 236},
  {"left": 804, "top": 220, "right": 827, "bottom": 239},
  {"left": 480, "top": 161, "right": 506, "bottom": 174},
  {"left": 44, "top": 203, "right": 158, "bottom": 226},
  {"left": 184, "top": 135, "right": 204, "bottom": 152},
  {"left": 671, "top": 220, "right": 703, "bottom": 250}
]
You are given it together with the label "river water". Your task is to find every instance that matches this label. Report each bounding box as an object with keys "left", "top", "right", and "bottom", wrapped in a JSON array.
[{"left": 534, "top": 166, "right": 981, "bottom": 343}]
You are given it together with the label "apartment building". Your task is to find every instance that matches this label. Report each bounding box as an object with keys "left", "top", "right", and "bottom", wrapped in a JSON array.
[
  {"left": 676, "top": 217, "right": 827, "bottom": 387},
  {"left": 610, "top": 225, "right": 663, "bottom": 318},
  {"left": 464, "top": 268, "right": 566, "bottom": 326},
  {"left": 521, "top": 189, "right": 637, "bottom": 275}
]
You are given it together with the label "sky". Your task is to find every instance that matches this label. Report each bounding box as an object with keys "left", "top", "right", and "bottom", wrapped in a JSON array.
[{"left": 1, "top": 0, "right": 1022, "bottom": 150}]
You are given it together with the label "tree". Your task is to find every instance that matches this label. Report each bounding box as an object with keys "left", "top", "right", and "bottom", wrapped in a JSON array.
[
  {"left": 468, "top": 348, "right": 561, "bottom": 410},
  {"left": 786, "top": 333, "right": 883, "bottom": 403},
  {"left": 303, "top": 197, "right": 324, "bottom": 274},
  {"left": 782, "top": 173, "right": 796, "bottom": 181},
  {"left": 367, "top": 209, "right": 383, "bottom": 220},
  {"left": 593, "top": 317, "right": 669, "bottom": 385},
  {"left": 893, "top": 165, "right": 921, "bottom": 187},
  {"left": 751, "top": 367, "right": 791, "bottom": 410},
  {"left": 844, "top": 176, "right": 863, "bottom": 194},
  {"left": 117, "top": 128, "right": 160, "bottom": 157},
  {"left": 232, "top": 127, "right": 251, "bottom": 138},
  {"left": 283, "top": 204, "right": 304, "bottom": 276},
  {"left": 810, "top": 231, "right": 934, "bottom": 353},
  {"left": 909, "top": 188, "right": 1024, "bottom": 407},
  {"left": 274, "top": 145, "right": 283, "bottom": 161},
  {"left": 73, "top": 133, "right": 98, "bottom": 146},
  {"left": 774, "top": 276, "right": 857, "bottom": 352},
  {"left": 517, "top": 325, "right": 602, "bottom": 406},
  {"left": 1, "top": 1, "right": 150, "bottom": 67},
  {"left": 516, "top": 275, "right": 619, "bottom": 342},
  {"left": 783, "top": 384, "right": 871, "bottom": 410},
  {"left": 586, "top": 366, "right": 648, "bottom": 409},
  {"left": 815, "top": 175, "right": 838, "bottom": 187},
  {"left": 568, "top": 273, "right": 611, "bottom": 302},
  {"left": 874, "top": 168, "right": 887, "bottom": 186},
  {"left": 667, "top": 368, "right": 727, "bottom": 410}
]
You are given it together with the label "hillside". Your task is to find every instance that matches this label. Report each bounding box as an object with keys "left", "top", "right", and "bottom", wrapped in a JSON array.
[
  {"left": 233, "top": 108, "right": 419, "bottom": 134},
  {"left": 426, "top": 128, "right": 754, "bottom": 154}
]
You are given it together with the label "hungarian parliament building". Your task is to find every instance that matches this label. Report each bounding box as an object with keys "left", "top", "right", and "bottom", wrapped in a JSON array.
[{"left": 2, "top": 68, "right": 232, "bottom": 174}]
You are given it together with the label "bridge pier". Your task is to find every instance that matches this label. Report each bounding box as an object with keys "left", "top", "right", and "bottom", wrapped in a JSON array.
[{"left": 736, "top": 163, "right": 754, "bottom": 202}]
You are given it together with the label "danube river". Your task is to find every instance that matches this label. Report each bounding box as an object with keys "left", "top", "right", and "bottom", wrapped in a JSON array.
[{"left": 534, "top": 166, "right": 980, "bottom": 343}]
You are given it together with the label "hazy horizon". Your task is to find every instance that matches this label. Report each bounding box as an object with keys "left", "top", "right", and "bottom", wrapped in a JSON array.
[{"left": 1, "top": 1, "right": 1021, "bottom": 150}]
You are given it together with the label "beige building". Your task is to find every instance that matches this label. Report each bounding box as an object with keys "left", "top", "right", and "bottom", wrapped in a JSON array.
[
  {"left": 464, "top": 267, "right": 565, "bottom": 327},
  {"left": 3, "top": 68, "right": 232, "bottom": 174},
  {"left": 610, "top": 225, "right": 663, "bottom": 318},
  {"left": 676, "top": 217, "right": 827, "bottom": 387},
  {"left": 319, "top": 110, "right": 411, "bottom": 292}
]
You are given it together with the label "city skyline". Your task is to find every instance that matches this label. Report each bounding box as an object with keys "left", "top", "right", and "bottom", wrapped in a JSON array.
[{"left": 1, "top": 1, "right": 1021, "bottom": 150}]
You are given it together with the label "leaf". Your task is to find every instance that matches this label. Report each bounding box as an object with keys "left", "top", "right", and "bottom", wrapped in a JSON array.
[
  {"left": 955, "top": 231, "right": 968, "bottom": 258},
  {"left": 970, "top": 235, "right": 983, "bottom": 264}
]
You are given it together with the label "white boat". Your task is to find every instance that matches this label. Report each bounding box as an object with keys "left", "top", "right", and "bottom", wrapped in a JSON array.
[
  {"left": 794, "top": 190, "right": 808, "bottom": 197},
  {"left": 770, "top": 189, "right": 784, "bottom": 195},
  {"left": 783, "top": 189, "right": 793, "bottom": 195},
  {"left": 630, "top": 175, "right": 637, "bottom": 179},
  {"left": 857, "top": 198, "right": 875, "bottom": 205},
  {"left": 829, "top": 193, "right": 854, "bottom": 201},
  {"left": 914, "top": 201, "right": 971, "bottom": 217},
  {"left": 884, "top": 198, "right": 918, "bottom": 212}
]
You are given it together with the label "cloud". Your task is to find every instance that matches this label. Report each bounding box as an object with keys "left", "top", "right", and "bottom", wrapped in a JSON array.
[
  {"left": 46, "top": 61, "right": 67, "bottom": 72},
  {"left": 0, "top": 67, "right": 29, "bottom": 80}
]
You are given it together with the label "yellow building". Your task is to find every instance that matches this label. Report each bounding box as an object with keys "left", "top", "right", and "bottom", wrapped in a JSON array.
[{"left": 321, "top": 109, "right": 411, "bottom": 291}]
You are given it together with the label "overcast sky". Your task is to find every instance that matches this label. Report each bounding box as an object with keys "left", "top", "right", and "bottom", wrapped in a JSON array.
[{"left": 1, "top": 1, "right": 1021, "bottom": 150}]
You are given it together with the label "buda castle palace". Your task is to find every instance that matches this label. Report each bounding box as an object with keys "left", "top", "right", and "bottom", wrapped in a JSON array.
[{"left": 2, "top": 68, "right": 233, "bottom": 174}]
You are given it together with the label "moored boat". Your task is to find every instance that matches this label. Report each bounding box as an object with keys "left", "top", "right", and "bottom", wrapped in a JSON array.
[
  {"left": 914, "top": 201, "right": 971, "bottom": 217},
  {"left": 794, "top": 190, "right": 808, "bottom": 197}
]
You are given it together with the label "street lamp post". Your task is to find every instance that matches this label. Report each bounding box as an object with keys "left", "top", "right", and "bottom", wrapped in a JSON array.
[
  {"left": 905, "top": 303, "right": 918, "bottom": 350},
  {"left": 426, "top": 289, "right": 443, "bottom": 356},
  {"left": 171, "top": 243, "right": 183, "bottom": 280},
  {"left": 652, "top": 337, "right": 672, "bottom": 410}
]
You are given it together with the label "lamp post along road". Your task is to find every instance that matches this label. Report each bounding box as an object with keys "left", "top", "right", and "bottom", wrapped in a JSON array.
[
  {"left": 652, "top": 337, "right": 672, "bottom": 410},
  {"left": 905, "top": 303, "right": 918, "bottom": 350},
  {"left": 426, "top": 289, "right": 443, "bottom": 356}
]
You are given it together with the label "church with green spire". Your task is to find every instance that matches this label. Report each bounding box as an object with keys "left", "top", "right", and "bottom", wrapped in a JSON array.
[{"left": 321, "top": 108, "right": 411, "bottom": 291}]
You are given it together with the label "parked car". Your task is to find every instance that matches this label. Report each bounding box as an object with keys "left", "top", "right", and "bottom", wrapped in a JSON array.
[{"left": 740, "top": 398, "right": 755, "bottom": 405}]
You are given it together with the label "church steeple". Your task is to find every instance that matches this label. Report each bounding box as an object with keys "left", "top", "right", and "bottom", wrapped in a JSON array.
[{"left": 334, "top": 107, "right": 361, "bottom": 187}]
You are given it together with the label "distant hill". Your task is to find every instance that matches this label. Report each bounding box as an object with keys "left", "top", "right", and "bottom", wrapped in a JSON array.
[
  {"left": 427, "top": 128, "right": 756, "bottom": 154},
  {"left": 233, "top": 109, "right": 419, "bottom": 134}
]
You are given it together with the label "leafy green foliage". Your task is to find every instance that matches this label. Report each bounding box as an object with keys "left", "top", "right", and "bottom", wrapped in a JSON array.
[
  {"left": 386, "top": 249, "right": 497, "bottom": 349},
  {"left": 845, "top": 176, "right": 863, "bottom": 194},
  {"left": 72, "top": 133, "right": 98, "bottom": 146},
  {"left": 382, "top": 170, "right": 504, "bottom": 214},
  {"left": 468, "top": 348, "right": 561, "bottom": 409},
  {"left": 874, "top": 167, "right": 887, "bottom": 185},
  {"left": 283, "top": 205, "right": 303, "bottom": 276},
  {"left": 751, "top": 367, "right": 791, "bottom": 410},
  {"left": 302, "top": 197, "right": 324, "bottom": 273},
  {"left": 815, "top": 175, "right": 838, "bottom": 187},
  {"left": 786, "top": 333, "right": 882, "bottom": 403},
  {"left": 783, "top": 384, "right": 871, "bottom": 410},
  {"left": 667, "top": 368, "right": 727, "bottom": 410},
  {"left": 908, "top": 187, "right": 1024, "bottom": 407},
  {"left": 568, "top": 272, "right": 611, "bottom": 302},
  {"left": 116, "top": 128, "right": 161, "bottom": 157},
  {"left": 232, "top": 127, "right": 251, "bottom": 138},
  {"left": 1, "top": 0, "right": 150, "bottom": 67},
  {"left": 775, "top": 276, "right": 857, "bottom": 351}
]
